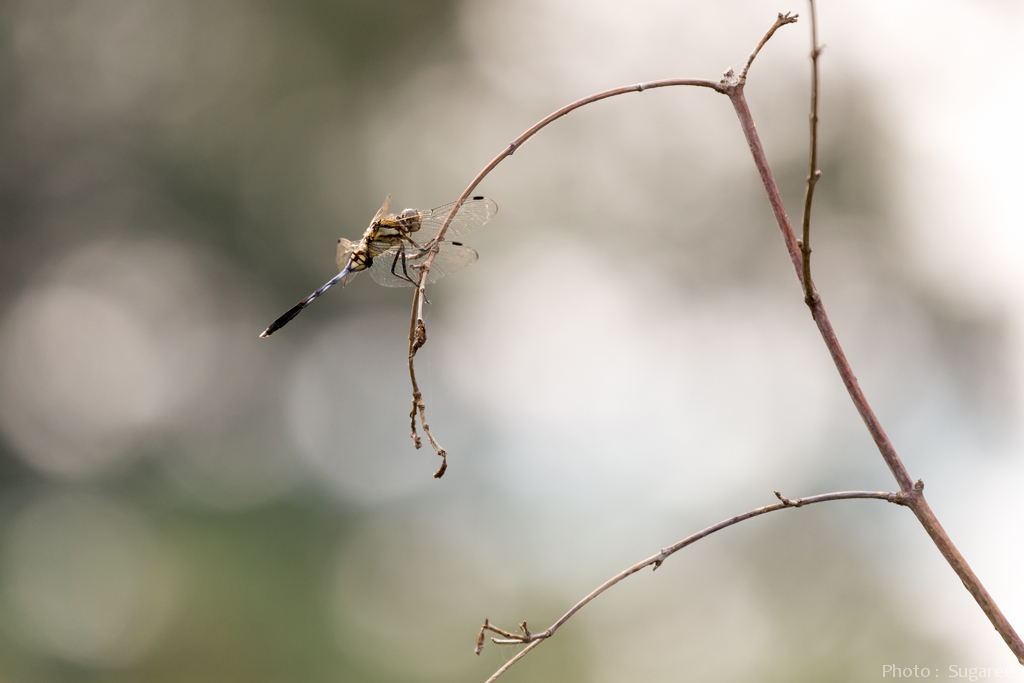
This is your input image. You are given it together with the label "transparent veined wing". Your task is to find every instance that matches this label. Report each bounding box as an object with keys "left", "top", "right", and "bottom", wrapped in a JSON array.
[
  {"left": 335, "top": 238, "right": 360, "bottom": 286},
  {"left": 414, "top": 196, "right": 498, "bottom": 239},
  {"left": 370, "top": 194, "right": 392, "bottom": 225},
  {"left": 368, "top": 241, "right": 479, "bottom": 288}
]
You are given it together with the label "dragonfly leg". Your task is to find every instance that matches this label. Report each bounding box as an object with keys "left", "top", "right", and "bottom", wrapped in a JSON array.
[
  {"left": 391, "top": 248, "right": 434, "bottom": 304},
  {"left": 390, "top": 247, "right": 421, "bottom": 287}
]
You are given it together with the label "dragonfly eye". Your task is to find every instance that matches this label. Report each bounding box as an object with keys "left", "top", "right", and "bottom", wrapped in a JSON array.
[{"left": 399, "top": 208, "right": 422, "bottom": 232}]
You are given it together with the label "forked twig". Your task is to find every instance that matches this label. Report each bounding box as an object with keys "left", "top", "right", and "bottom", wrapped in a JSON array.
[
  {"left": 724, "top": 19, "right": 1024, "bottom": 666},
  {"left": 477, "top": 489, "right": 911, "bottom": 682},
  {"left": 461, "top": 10, "right": 1024, "bottom": 673},
  {"left": 739, "top": 12, "right": 799, "bottom": 83}
]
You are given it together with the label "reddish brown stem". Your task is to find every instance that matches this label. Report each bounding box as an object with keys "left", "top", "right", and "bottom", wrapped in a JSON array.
[
  {"left": 469, "top": 14, "right": 1021, "bottom": 679},
  {"left": 725, "top": 80, "right": 1024, "bottom": 665}
]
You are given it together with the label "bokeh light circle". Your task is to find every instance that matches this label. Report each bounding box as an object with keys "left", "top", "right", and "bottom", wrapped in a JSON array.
[{"left": 0, "top": 492, "right": 176, "bottom": 666}]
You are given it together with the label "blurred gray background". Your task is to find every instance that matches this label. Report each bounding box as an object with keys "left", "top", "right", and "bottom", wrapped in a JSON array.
[{"left": 0, "top": 0, "right": 1021, "bottom": 681}]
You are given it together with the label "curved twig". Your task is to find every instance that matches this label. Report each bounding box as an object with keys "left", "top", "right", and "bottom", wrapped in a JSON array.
[
  {"left": 406, "top": 78, "right": 726, "bottom": 469},
  {"left": 406, "top": 7, "right": 1024, "bottom": 668},
  {"left": 477, "top": 489, "right": 909, "bottom": 682},
  {"left": 739, "top": 12, "right": 799, "bottom": 83}
]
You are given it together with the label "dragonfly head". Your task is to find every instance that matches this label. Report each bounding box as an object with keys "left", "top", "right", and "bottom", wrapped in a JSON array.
[{"left": 397, "top": 208, "right": 423, "bottom": 233}]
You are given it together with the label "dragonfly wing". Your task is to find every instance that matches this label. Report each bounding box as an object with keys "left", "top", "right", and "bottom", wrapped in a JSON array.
[
  {"left": 367, "top": 242, "right": 479, "bottom": 288},
  {"left": 369, "top": 195, "right": 392, "bottom": 225},
  {"left": 336, "top": 238, "right": 355, "bottom": 271},
  {"left": 423, "top": 241, "right": 479, "bottom": 282},
  {"left": 335, "top": 238, "right": 361, "bottom": 286},
  {"left": 415, "top": 196, "right": 498, "bottom": 239},
  {"left": 367, "top": 246, "right": 412, "bottom": 288}
]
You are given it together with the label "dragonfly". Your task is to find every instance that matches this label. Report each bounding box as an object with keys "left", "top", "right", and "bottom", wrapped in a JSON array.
[{"left": 259, "top": 194, "right": 498, "bottom": 338}]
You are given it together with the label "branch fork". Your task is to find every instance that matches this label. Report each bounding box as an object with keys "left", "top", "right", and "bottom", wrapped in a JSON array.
[
  {"left": 475, "top": 619, "right": 549, "bottom": 655},
  {"left": 395, "top": 8, "right": 1022, "bottom": 676},
  {"left": 476, "top": 488, "right": 914, "bottom": 681}
]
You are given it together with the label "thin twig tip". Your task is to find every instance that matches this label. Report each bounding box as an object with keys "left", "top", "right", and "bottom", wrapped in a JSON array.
[{"left": 774, "top": 490, "right": 803, "bottom": 507}]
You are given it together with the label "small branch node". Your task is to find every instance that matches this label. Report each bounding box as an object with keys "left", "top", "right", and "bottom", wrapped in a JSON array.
[
  {"left": 476, "top": 618, "right": 551, "bottom": 655},
  {"left": 409, "top": 396, "right": 423, "bottom": 449},
  {"left": 804, "top": 291, "right": 820, "bottom": 306},
  {"left": 636, "top": 82, "right": 646, "bottom": 92},
  {"left": 507, "top": 141, "right": 519, "bottom": 155},
  {"left": 914, "top": 478, "right": 925, "bottom": 493},
  {"left": 774, "top": 490, "right": 804, "bottom": 507},
  {"left": 412, "top": 320, "right": 427, "bottom": 354}
]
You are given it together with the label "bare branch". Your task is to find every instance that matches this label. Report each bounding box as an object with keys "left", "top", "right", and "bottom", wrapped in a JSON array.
[
  {"left": 407, "top": 14, "right": 799, "bottom": 456},
  {"left": 724, "top": 68, "right": 1024, "bottom": 667},
  {"left": 478, "top": 490, "right": 907, "bottom": 682},
  {"left": 738, "top": 11, "right": 799, "bottom": 83},
  {"left": 407, "top": 8, "right": 1024, "bottom": 666},
  {"left": 406, "top": 77, "right": 726, "bottom": 465},
  {"left": 799, "top": 0, "right": 823, "bottom": 305},
  {"left": 406, "top": 290, "right": 447, "bottom": 477}
]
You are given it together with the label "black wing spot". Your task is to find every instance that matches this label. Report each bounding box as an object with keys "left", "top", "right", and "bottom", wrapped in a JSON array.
[
  {"left": 472, "top": 195, "right": 484, "bottom": 200},
  {"left": 452, "top": 241, "right": 463, "bottom": 246}
]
